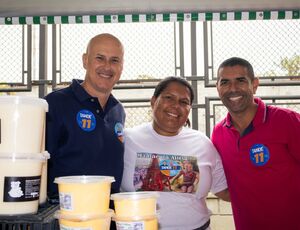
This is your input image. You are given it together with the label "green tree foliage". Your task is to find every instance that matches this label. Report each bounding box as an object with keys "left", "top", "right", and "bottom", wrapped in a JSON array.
[{"left": 277, "top": 54, "right": 300, "bottom": 76}]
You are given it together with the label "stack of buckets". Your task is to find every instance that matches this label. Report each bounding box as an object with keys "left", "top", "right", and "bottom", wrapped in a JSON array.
[
  {"left": 111, "top": 192, "right": 159, "bottom": 230},
  {"left": 54, "top": 175, "right": 115, "bottom": 229},
  {"left": 0, "top": 96, "right": 49, "bottom": 215}
]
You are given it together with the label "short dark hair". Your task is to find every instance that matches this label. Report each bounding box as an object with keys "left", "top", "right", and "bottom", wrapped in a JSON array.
[
  {"left": 153, "top": 76, "right": 194, "bottom": 104},
  {"left": 217, "top": 57, "right": 255, "bottom": 80}
]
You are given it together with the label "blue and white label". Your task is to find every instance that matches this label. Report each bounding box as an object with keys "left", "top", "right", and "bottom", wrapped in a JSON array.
[
  {"left": 249, "top": 144, "right": 270, "bottom": 166},
  {"left": 116, "top": 221, "right": 145, "bottom": 230},
  {"left": 59, "top": 192, "right": 73, "bottom": 211},
  {"left": 76, "top": 110, "right": 96, "bottom": 132}
]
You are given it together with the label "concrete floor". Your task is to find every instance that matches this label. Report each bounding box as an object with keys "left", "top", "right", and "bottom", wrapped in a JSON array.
[{"left": 206, "top": 193, "right": 235, "bottom": 230}]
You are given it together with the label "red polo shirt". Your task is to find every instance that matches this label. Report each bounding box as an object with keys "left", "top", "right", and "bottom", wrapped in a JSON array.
[{"left": 212, "top": 97, "right": 300, "bottom": 230}]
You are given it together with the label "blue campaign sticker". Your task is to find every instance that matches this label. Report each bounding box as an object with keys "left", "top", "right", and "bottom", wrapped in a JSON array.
[
  {"left": 159, "top": 159, "right": 181, "bottom": 177},
  {"left": 76, "top": 110, "right": 96, "bottom": 132},
  {"left": 249, "top": 144, "right": 270, "bottom": 166},
  {"left": 114, "top": 122, "right": 124, "bottom": 142}
]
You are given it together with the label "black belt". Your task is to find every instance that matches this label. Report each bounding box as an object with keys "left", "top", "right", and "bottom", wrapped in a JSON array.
[{"left": 194, "top": 219, "right": 210, "bottom": 230}]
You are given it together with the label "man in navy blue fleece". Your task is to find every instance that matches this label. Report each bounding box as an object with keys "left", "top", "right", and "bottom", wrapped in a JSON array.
[{"left": 45, "top": 33, "right": 125, "bottom": 202}]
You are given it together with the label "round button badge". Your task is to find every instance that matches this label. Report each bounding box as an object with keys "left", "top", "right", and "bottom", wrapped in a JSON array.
[
  {"left": 249, "top": 144, "right": 270, "bottom": 166},
  {"left": 76, "top": 110, "right": 96, "bottom": 132},
  {"left": 159, "top": 159, "right": 181, "bottom": 177},
  {"left": 114, "top": 122, "right": 124, "bottom": 142}
]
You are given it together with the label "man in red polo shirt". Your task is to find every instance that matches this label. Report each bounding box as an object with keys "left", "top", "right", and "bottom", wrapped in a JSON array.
[{"left": 211, "top": 57, "right": 300, "bottom": 230}]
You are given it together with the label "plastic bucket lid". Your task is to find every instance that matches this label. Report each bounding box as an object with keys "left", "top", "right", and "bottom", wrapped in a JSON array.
[
  {"left": 0, "top": 96, "right": 48, "bottom": 112},
  {"left": 0, "top": 151, "right": 50, "bottom": 162},
  {"left": 111, "top": 192, "right": 159, "bottom": 201},
  {"left": 55, "top": 209, "right": 114, "bottom": 221},
  {"left": 54, "top": 175, "right": 115, "bottom": 184},
  {"left": 112, "top": 213, "right": 159, "bottom": 221}
]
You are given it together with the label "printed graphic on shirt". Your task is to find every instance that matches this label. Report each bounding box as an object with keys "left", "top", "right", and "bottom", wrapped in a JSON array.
[
  {"left": 114, "top": 122, "right": 124, "bottom": 142},
  {"left": 249, "top": 144, "right": 270, "bottom": 166},
  {"left": 134, "top": 153, "right": 199, "bottom": 193},
  {"left": 76, "top": 110, "right": 96, "bottom": 132}
]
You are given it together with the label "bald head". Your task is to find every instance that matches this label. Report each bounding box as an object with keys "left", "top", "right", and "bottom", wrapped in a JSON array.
[
  {"left": 86, "top": 33, "right": 124, "bottom": 57},
  {"left": 81, "top": 33, "right": 124, "bottom": 103}
]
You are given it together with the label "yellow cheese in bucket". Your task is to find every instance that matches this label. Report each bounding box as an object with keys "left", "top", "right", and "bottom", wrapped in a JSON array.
[
  {"left": 55, "top": 175, "right": 115, "bottom": 215},
  {"left": 111, "top": 192, "right": 159, "bottom": 218},
  {"left": 55, "top": 209, "right": 113, "bottom": 230}
]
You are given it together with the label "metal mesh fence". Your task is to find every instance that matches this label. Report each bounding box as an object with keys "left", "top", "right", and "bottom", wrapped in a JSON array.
[
  {"left": 207, "top": 98, "right": 300, "bottom": 136},
  {"left": 0, "top": 25, "right": 23, "bottom": 84},
  {"left": 272, "top": 102, "right": 300, "bottom": 112},
  {"left": 215, "top": 100, "right": 300, "bottom": 115},
  {"left": 210, "top": 19, "right": 300, "bottom": 81},
  {"left": 59, "top": 22, "right": 175, "bottom": 83},
  {"left": 124, "top": 103, "right": 152, "bottom": 128},
  {"left": 0, "top": 20, "right": 299, "bottom": 135},
  {"left": 123, "top": 98, "right": 300, "bottom": 135}
]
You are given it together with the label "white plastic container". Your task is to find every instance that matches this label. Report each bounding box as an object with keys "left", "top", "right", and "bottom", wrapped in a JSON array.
[
  {"left": 0, "top": 96, "right": 48, "bottom": 154},
  {"left": 0, "top": 153, "right": 47, "bottom": 215},
  {"left": 55, "top": 175, "right": 115, "bottom": 215},
  {"left": 39, "top": 151, "right": 50, "bottom": 205},
  {"left": 55, "top": 209, "right": 114, "bottom": 230},
  {"left": 111, "top": 192, "right": 159, "bottom": 218}
]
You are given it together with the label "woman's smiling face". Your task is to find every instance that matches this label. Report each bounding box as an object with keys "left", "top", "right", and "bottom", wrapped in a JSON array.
[{"left": 151, "top": 81, "right": 192, "bottom": 136}]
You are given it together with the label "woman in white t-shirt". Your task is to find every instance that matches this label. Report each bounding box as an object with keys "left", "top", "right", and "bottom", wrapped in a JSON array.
[{"left": 121, "top": 76, "right": 230, "bottom": 230}]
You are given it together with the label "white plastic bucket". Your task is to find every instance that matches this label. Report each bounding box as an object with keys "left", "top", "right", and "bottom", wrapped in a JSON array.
[
  {"left": 54, "top": 175, "right": 115, "bottom": 215},
  {"left": 113, "top": 214, "right": 158, "bottom": 230},
  {"left": 111, "top": 192, "right": 159, "bottom": 218},
  {"left": 39, "top": 151, "right": 50, "bottom": 205},
  {"left": 55, "top": 209, "right": 113, "bottom": 230},
  {"left": 0, "top": 153, "right": 47, "bottom": 215},
  {"left": 0, "top": 96, "right": 48, "bottom": 154}
]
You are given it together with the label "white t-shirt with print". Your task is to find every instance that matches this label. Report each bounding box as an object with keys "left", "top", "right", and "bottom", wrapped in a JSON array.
[{"left": 121, "top": 123, "right": 227, "bottom": 230}]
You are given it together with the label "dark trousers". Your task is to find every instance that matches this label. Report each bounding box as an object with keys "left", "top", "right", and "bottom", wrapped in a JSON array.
[{"left": 194, "top": 219, "right": 210, "bottom": 230}]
